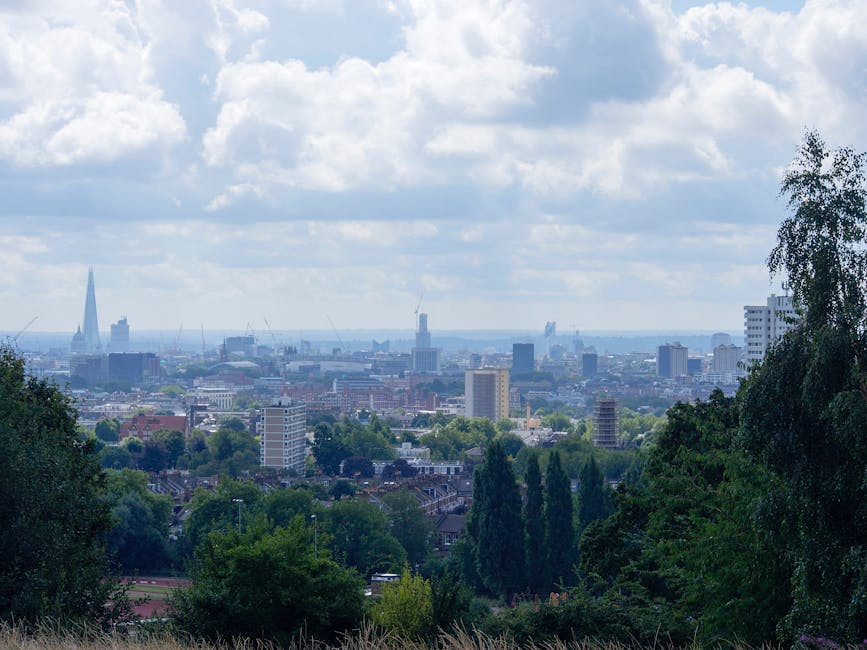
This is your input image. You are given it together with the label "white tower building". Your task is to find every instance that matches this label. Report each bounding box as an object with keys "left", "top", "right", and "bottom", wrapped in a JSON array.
[{"left": 744, "top": 293, "right": 799, "bottom": 364}]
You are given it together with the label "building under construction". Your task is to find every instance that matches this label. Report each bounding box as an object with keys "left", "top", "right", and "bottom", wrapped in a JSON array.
[{"left": 593, "top": 397, "right": 618, "bottom": 449}]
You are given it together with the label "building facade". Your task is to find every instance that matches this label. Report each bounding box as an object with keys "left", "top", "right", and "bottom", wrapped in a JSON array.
[
  {"left": 713, "top": 344, "right": 743, "bottom": 372},
  {"left": 257, "top": 398, "right": 307, "bottom": 473},
  {"left": 110, "top": 317, "right": 130, "bottom": 352},
  {"left": 464, "top": 368, "right": 510, "bottom": 421},
  {"left": 412, "top": 312, "right": 441, "bottom": 372},
  {"left": 657, "top": 343, "right": 688, "bottom": 378},
  {"left": 744, "top": 293, "right": 798, "bottom": 364},
  {"left": 593, "top": 397, "right": 618, "bottom": 449},
  {"left": 511, "top": 343, "right": 534, "bottom": 374},
  {"left": 582, "top": 352, "right": 598, "bottom": 377}
]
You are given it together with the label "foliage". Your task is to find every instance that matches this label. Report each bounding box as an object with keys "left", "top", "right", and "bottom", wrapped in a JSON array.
[
  {"left": 342, "top": 456, "right": 375, "bottom": 478},
  {"left": 522, "top": 452, "right": 546, "bottom": 594},
  {"left": 371, "top": 568, "right": 433, "bottom": 641},
  {"left": 577, "top": 455, "right": 610, "bottom": 536},
  {"left": 325, "top": 499, "right": 406, "bottom": 576},
  {"left": 382, "top": 489, "right": 433, "bottom": 566},
  {"left": 171, "top": 521, "right": 365, "bottom": 643},
  {"left": 95, "top": 417, "right": 120, "bottom": 442},
  {"left": 541, "top": 412, "right": 573, "bottom": 433},
  {"left": 0, "top": 346, "right": 116, "bottom": 624},
  {"left": 544, "top": 451, "right": 574, "bottom": 589},
  {"left": 104, "top": 469, "right": 172, "bottom": 573},
  {"left": 179, "top": 480, "right": 264, "bottom": 559},
  {"left": 381, "top": 458, "right": 418, "bottom": 479},
  {"left": 153, "top": 428, "right": 186, "bottom": 468},
  {"left": 470, "top": 440, "right": 524, "bottom": 598},
  {"left": 421, "top": 417, "right": 496, "bottom": 461},
  {"left": 189, "top": 425, "right": 259, "bottom": 477}
]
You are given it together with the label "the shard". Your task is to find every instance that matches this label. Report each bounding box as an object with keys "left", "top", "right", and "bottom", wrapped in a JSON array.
[{"left": 82, "top": 268, "right": 101, "bottom": 353}]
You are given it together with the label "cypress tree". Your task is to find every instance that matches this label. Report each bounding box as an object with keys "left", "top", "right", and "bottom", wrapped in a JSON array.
[
  {"left": 544, "top": 450, "right": 574, "bottom": 589},
  {"left": 473, "top": 440, "right": 524, "bottom": 599},
  {"left": 578, "top": 455, "right": 609, "bottom": 535},
  {"left": 523, "top": 452, "right": 545, "bottom": 593}
]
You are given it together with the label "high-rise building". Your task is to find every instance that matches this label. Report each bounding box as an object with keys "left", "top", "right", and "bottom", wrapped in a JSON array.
[
  {"left": 110, "top": 317, "right": 130, "bottom": 352},
  {"left": 582, "top": 352, "right": 598, "bottom": 377},
  {"left": 257, "top": 397, "right": 307, "bottom": 473},
  {"left": 713, "top": 344, "right": 743, "bottom": 372},
  {"left": 744, "top": 293, "right": 798, "bottom": 364},
  {"left": 657, "top": 342, "right": 688, "bottom": 378},
  {"left": 593, "top": 397, "right": 618, "bottom": 449},
  {"left": 82, "top": 268, "right": 101, "bottom": 353},
  {"left": 464, "top": 368, "right": 510, "bottom": 421},
  {"left": 108, "top": 352, "right": 159, "bottom": 383},
  {"left": 412, "top": 312, "right": 440, "bottom": 372},
  {"left": 511, "top": 343, "right": 534, "bottom": 374}
]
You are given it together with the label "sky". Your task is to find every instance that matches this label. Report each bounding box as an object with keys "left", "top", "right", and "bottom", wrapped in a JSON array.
[{"left": 1, "top": 0, "right": 866, "bottom": 334}]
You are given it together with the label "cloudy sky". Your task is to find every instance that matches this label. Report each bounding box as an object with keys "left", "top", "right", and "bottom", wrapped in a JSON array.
[{"left": 1, "top": 0, "right": 865, "bottom": 334}]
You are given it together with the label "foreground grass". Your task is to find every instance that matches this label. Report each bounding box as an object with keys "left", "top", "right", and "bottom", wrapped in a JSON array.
[{"left": 0, "top": 624, "right": 797, "bottom": 650}]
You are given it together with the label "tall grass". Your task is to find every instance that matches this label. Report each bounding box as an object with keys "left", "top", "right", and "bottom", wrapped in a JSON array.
[{"left": 0, "top": 623, "right": 777, "bottom": 650}]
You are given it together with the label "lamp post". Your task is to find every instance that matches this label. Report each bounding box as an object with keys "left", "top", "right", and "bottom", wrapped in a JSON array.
[
  {"left": 232, "top": 498, "right": 243, "bottom": 534},
  {"left": 311, "top": 513, "right": 318, "bottom": 559}
]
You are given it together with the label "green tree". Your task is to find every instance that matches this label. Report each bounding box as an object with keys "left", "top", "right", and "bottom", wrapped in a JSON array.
[
  {"left": 382, "top": 489, "right": 433, "bottom": 566},
  {"left": 740, "top": 132, "right": 867, "bottom": 642},
  {"left": 180, "top": 480, "right": 264, "bottom": 558},
  {"left": 105, "top": 469, "right": 172, "bottom": 573},
  {"left": 471, "top": 440, "right": 524, "bottom": 598},
  {"left": 153, "top": 428, "right": 185, "bottom": 468},
  {"left": 263, "top": 487, "right": 316, "bottom": 528},
  {"left": 371, "top": 567, "right": 433, "bottom": 641},
  {"left": 0, "top": 347, "right": 116, "bottom": 623},
  {"left": 544, "top": 450, "right": 574, "bottom": 588},
  {"left": 542, "top": 412, "right": 573, "bottom": 433},
  {"left": 313, "top": 422, "right": 349, "bottom": 475},
  {"left": 523, "top": 452, "right": 546, "bottom": 593},
  {"left": 577, "top": 456, "right": 610, "bottom": 537},
  {"left": 95, "top": 417, "right": 120, "bottom": 442},
  {"left": 100, "top": 444, "right": 133, "bottom": 469},
  {"left": 171, "top": 521, "right": 364, "bottom": 643},
  {"left": 326, "top": 499, "right": 406, "bottom": 575}
]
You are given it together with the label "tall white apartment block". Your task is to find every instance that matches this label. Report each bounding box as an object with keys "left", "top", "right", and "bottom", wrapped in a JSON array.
[
  {"left": 258, "top": 398, "right": 307, "bottom": 473},
  {"left": 744, "top": 293, "right": 798, "bottom": 365}
]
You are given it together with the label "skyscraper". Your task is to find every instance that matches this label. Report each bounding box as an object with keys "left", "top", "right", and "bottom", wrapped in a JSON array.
[
  {"left": 464, "top": 368, "right": 510, "bottom": 421},
  {"left": 110, "top": 317, "right": 130, "bottom": 352},
  {"left": 657, "top": 342, "right": 688, "bottom": 378},
  {"left": 744, "top": 293, "right": 798, "bottom": 364},
  {"left": 412, "top": 312, "right": 440, "bottom": 372},
  {"left": 82, "top": 268, "right": 101, "bottom": 354},
  {"left": 511, "top": 343, "right": 534, "bottom": 374}
]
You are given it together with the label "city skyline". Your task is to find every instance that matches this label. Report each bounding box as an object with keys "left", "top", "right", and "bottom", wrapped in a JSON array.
[{"left": 2, "top": 1, "right": 865, "bottom": 332}]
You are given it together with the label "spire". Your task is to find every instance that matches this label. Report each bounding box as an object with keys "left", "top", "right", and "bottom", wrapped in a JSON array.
[{"left": 82, "top": 267, "right": 101, "bottom": 353}]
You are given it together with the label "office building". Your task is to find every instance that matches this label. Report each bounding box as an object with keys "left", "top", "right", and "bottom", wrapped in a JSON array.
[
  {"left": 257, "top": 398, "right": 307, "bottom": 473},
  {"left": 464, "top": 368, "right": 510, "bottom": 421},
  {"left": 512, "top": 343, "right": 534, "bottom": 374},
  {"left": 744, "top": 293, "right": 799, "bottom": 364},
  {"left": 412, "top": 312, "right": 440, "bottom": 372},
  {"left": 110, "top": 317, "right": 130, "bottom": 352},
  {"left": 593, "top": 397, "right": 618, "bottom": 449},
  {"left": 657, "top": 343, "right": 688, "bottom": 378},
  {"left": 687, "top": 357, "right": 703, "bottom": 376},
  {"left": 582, "top": 352, "right": 598, "bottom": 377},
  {"left": 224, "top": 335, "right": 256, "bottom": 356},
  {"left": 713, "top": 344, "right": 743, "bottom": 372},
  {"left": 108, "top": 352, "right": 159, "bottom": 383}
]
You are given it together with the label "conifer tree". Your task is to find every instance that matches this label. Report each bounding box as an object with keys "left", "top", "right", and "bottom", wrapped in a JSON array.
[
  {"left": 523, "top": 452, "right": 545, "bottom": 593},
  {"left": 472, "top": 440, "right": 524, "bottom": 599},
  {"left": 577, "top": 455, "right": 609, "bottom": 535},
  {"left": 544, "top": 450, "right": 574, "bottom": 588}
]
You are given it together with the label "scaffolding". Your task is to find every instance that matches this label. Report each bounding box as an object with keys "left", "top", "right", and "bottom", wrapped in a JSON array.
[{"left": 593, "top": 397, "right": 618, "bottom": 449}]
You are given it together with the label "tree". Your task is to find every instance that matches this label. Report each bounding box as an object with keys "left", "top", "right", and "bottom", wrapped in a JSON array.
[
  {"left": 95, "top": 417, "right": 120, "bottom": 442},
  {"left": 740, "top": 132, "right": 867, "bottom": 642},
  {"left": 313, "top": 422, "right": 349, "bottom": 475},
  {"left": 577, "top": 455, "right": 609, "bottom": 535},
  {"left": 382, "top": 489, "right": 433, "bottom": 566},
  {"left": 544, "top": 450, "right": 574, "bottom": 588},
  {"left": 523, "top": 452, "right": 546, "bottom": 593},
  {"left": 371, "top": 567, "right": 433, "bottom": 641},
  {"left": 542, "top": 412, "right": 573, "bottom": 433},
  {"left": 471, "top": 440, "right": 524, "bottom": 598},
  {"left": 171, "top": 521, "right": 365, "bottom": 643},
  {"left": 153, "top": 428, "right": 185, "bottom": 468},
  {"left": 381, "top": 458, "right": 418, "bottom": 479},
  {"left": 0, "top": 347, "right": 116, "bottom": 623},
  {"left": 180, "top": 480, "right": 264, "bottom": 558},
  {"left": 137, "top": 439, "right": 169, "bottom": 472},
  {"left": 325, "top": 499, "right": 406, "bottom": 575},
  {"left": 341, "top": 455, "right": 374, "bottom": 478},
  {"left": 100, "top": 444, "right": 133, "bottom": 470},
  {"left": 105, "top": 469, "right": 172, "bottom": 573}
]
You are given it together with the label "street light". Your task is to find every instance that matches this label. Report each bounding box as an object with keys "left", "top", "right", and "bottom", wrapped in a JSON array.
[
  {"left": 311, "top": 513, "right": 318, "bottom": 559},
  {"left": 232, "top": 498, "right": 243, "bottom": 534}
]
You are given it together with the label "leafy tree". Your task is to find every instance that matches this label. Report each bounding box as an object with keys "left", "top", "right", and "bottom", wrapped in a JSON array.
[
  {"left": 341, "top": 455, "right": 374, "bottom": 478},
  {"left": 137, "top": 439, "right": 169, "bottom": 472},
  {"left": 495, "top": 432, "right": 524, "bottom": 458},
  {"left": 171, "top": 521, "right": 365, "bottom": 643},
  {"left": 313, "top": 422, "right": 349, "bottom": 475},
  {"left": 740, "top": 132, "right": 867, "bottom": 642},
  {"left": 105, "top": 469, "right": 172, "bottom": 573},
  {"left": 180, "top": 480, "right": 264, "bottom": 558},
  {"left": 430, "top": 570, "right": 473, "bottom": 634},
  {"left": 100, "top": 444, "right": 133, "bottom": 470},
  {"left": 371, "top": 567, "right": 433, "bottom": 641},
  {"left": 381, "top": 458, "right": 418, "bottom": 479},
  {"left": 382, "top": 489, "right": 433, "bottom": 566},
  {"left": 523, "top": 452, "right": 546, "bottom": 593},
  {"left": 263, "top": 487, "right": 316, "bottom": 528},
  {"left": 471, "top": 440, "right": 524, "bottom": 598},
  {"left": 577, "top": 455, "right": 610, "bottom": 536},
  {"left": 495, "top": 418, "right": 515, "bottom": 434},
  {"left": 325, "top": 499, "right": 406, "bottom": 575},
  {"left": 542, "top": 412, "right": 573, "bottom": 433},
  {"left": 329, "top": 478, "right": 357, "bottom": 500},
  {"left": 0, "top": 347, "right": 117, "bottom": 623},
  {"left": 544, "top": 450, "right": 574, "bottom": 588},
  {"left": 153, "top": 428, "right": 186, "bottom": 468},
  {"left": 95, "top": 417, "right": 120, "bottom": 442}
]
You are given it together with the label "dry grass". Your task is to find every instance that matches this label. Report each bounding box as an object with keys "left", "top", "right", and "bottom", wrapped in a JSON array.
[{"left": 0, "top": 624, "right": 776, "bottom": 650}]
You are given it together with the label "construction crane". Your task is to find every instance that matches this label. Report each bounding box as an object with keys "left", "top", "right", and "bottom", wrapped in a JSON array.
[
  {"left": 13, "top": 316, "right": 38, "bottom": 342},
  {"left": 263, "top": 317, "right": 281, "bottom": 351},
  {"left": 413, "top": 292, "right": 424, "bottom": 330},
  {"left": 325, "top": 314, "right": 343, "bottom": 348},
  {"left": 201, "top": 323, "right": 206, "bottom": 357},
  {"left": 174, "top": 324, "right": 183, "bottom": 353}
]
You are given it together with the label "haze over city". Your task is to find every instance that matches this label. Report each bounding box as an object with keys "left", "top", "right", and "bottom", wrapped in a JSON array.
[{"left": 2, "top": 0, "right": 865, "bottom": 333}]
